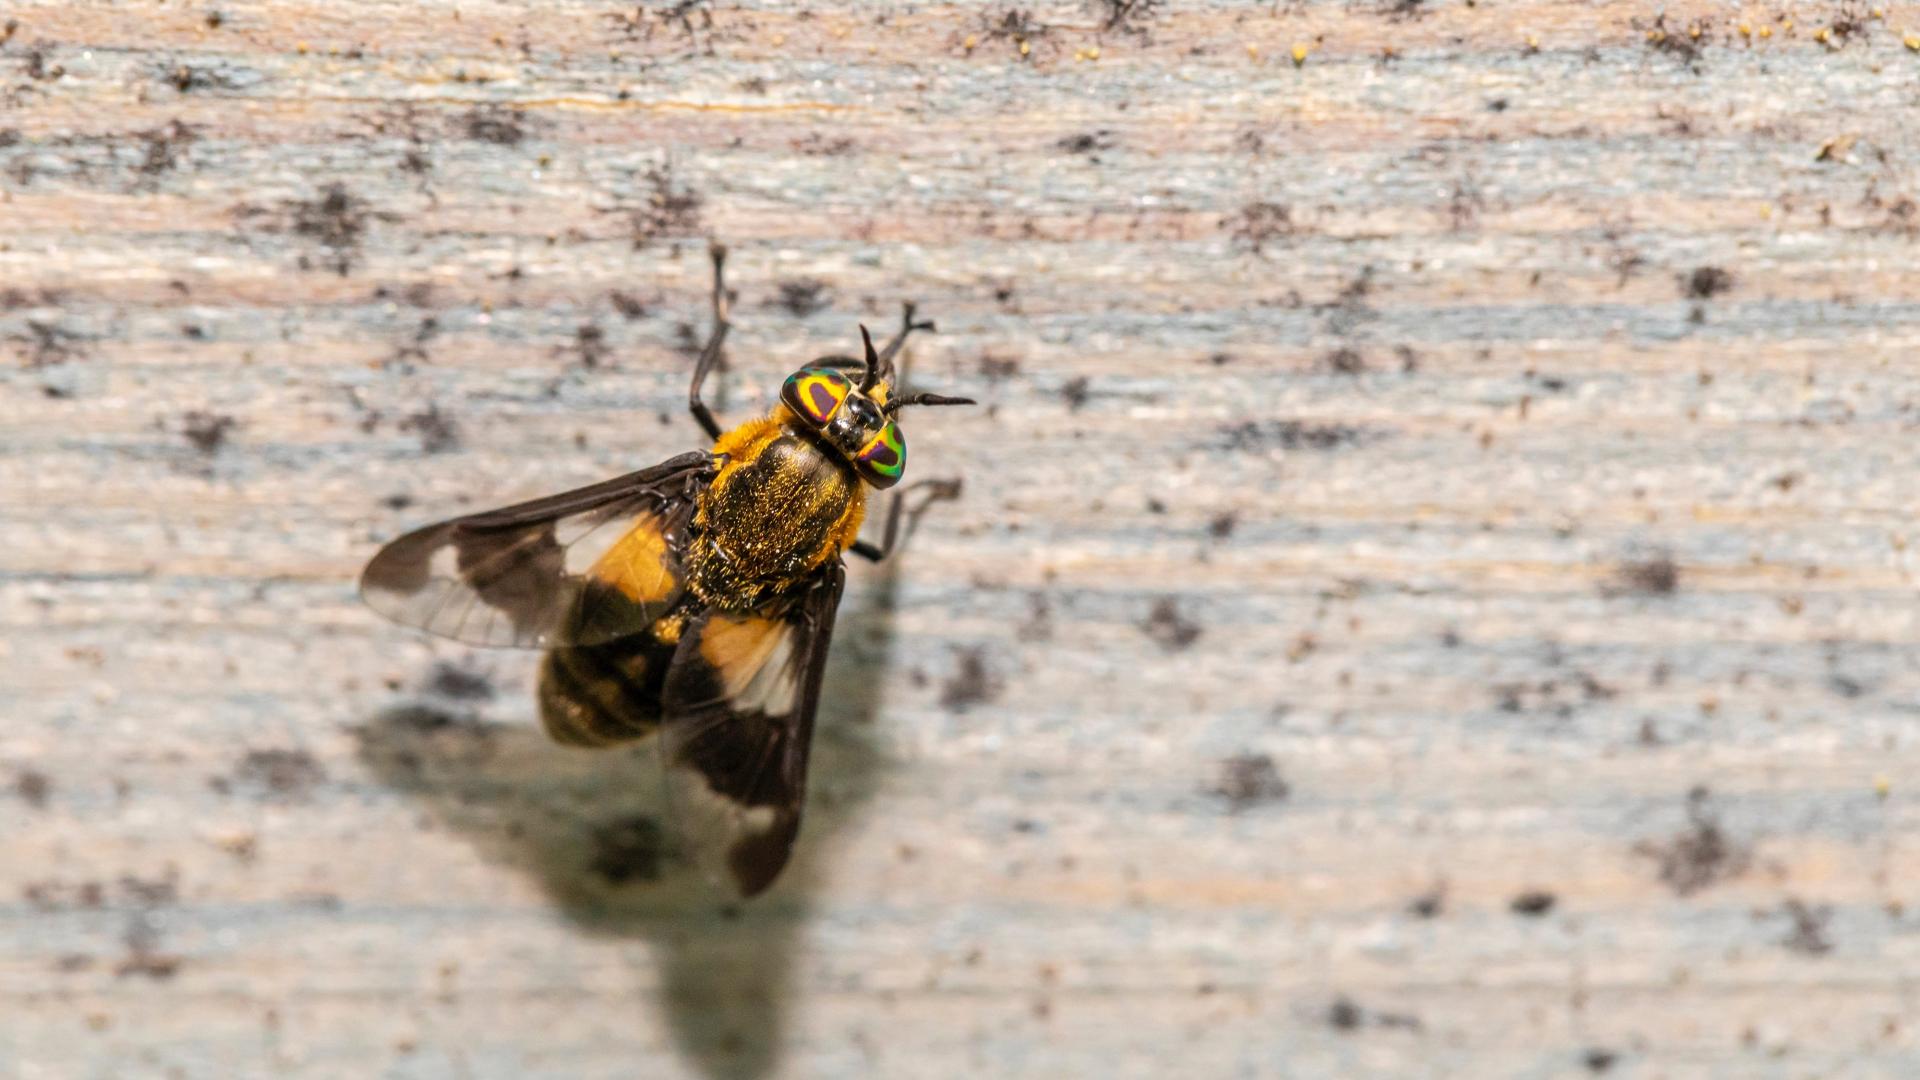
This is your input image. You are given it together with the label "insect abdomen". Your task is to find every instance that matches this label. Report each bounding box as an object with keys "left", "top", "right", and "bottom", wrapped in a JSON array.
[{"left": 538, "top": 634, "right": 673, "bottom": 747}]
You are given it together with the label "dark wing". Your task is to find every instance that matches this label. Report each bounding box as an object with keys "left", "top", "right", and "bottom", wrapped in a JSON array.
[
  {"left": 658, "top": 560, "right": 847, "bottom": 897},
  {"left": 360, "top": 451, "right": 718, "bottom": 648}
]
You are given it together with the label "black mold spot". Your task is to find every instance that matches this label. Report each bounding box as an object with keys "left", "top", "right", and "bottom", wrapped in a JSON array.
[
  {"left": 1016, "top": 593, "right": 1053, "bottom": 642},
  {"left": 1377, "top": 0, "right": 1428, "bottom": 20},
  {"left": 426, "top": 662, "right": 495, "bottom": 702},
  {"left": 1056, "top": 130, "right": 1115, "bottom": 157},
  {"left": 1321, "top": 347, "right": 1367, "bottom": 375},
  {"left": 24, "top": 46, "right": 66, "bottom": 82},
  {"left": 22, "top": 879, "right": 105, "bottom": 910},
  {"left": 774, "top": 279, "right": 829, "bottom": 317},
  {"left": 588, "top": 815, "right": 668, "bottom": 885},
  {"left": 1408, "top": 885, "right": 1445, "bottom": 918},
  {"left": 234, "top": 183, "right": 385, "bottom": 276},
  {"left": 608, "top": 290, "right": 650, "bottom": 320},
  {"left": 613, "top": 164, "right": 703, "bottom": 250},
  {"left": 1583, "top": 1048, "right": 1619, "bottom": 1073},
  {"left": 979, "top": 8, "right": 1050, "bottom": 59},
  {"left": 1778, "top": 898, "right": 1833, "bottom": 956},
  {"left": 458, "top": 105, "right": 527, "bottom": 146},
  {"left": 1219, "top": 420, "right": 1372, "bottom": 452},
  {"left": 234, "top": 748, "right": 326, "bottom": 801},
  {"left": 400, "top": 404, "right": 460, "bottom": 454},
  {"left": 1510, "top": 890, "right": 1557, "bottom": 916},
  {"left": 14, "top": 769, "right": 50, "bottom": 809},
  {"left": 978, "top": 354, "right": 1020, "bottom": 381},
  {"left": 1613, "top": 556, "right": 1679, "bottom": 596},
  {"left": 117, "top": 915, "right": 182, "bottom": 980},
  {"left": 181, "top": 410, "right": 237, "bottom": 454},
  {"left": 1141, "top": 597, "right": 1202, "bottom": 652},
  {"left": 1060, "top": 376, "right": 1090, "bottom": 411},
  {"left": 1636, "top": 786, "right": 1752, "bottom": 896},
  {"left": 1099, "top": 0, "right": 1159, "bottom": 33},
  {"left": 1212, "top": 753, "right": 1287, "bottom": 812},
  {"left": 1327, "top": 996, "right": 1421, "bottom": 1032},
  {"left": 569, "top": 322, "right": 610, "bottom": 368},
  {"left": 1682, "top": 266, "right": 1733, "bottom": 299},
  {"left": 1226, "top": 201, "right": 1294, "bottom": 255},
  {"left": 1638, "top": 14, "right": 1708, "bottom": 70},
  {"left": 1207, "top": 512, "right": 1237, "bottom": 540},
  {"left": 939, "top": 647, "right": 1004, "bottom": 712},
  {"left": 117, "top": 869, "right": 180, "bottom": 907},
  {"left": 13, "top": 319, "right": 83, "bottom": 368},
  {"left": 790, "top": 132, "right": 856, "bottom": 156},
  {"left": 136, "top": 120, "right": 195, "bottom": 178}
]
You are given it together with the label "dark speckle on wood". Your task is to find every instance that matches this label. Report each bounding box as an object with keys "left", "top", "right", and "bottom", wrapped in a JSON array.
[
  {"left": 14, "top": 769, "right": 51, "bottom": 808},
  {"left": 1635, "top": 787, "right": 1752, "bottom": 897},
  {"left": 1613, "top": 556, "right": 1679, "bottom": 596},
  {"left": 233, "top": 748, "right": 326, "bottom": 801},
  {"left": 181, "top": 410, "right": 237, "bottom": 454},
  {"left": 938, "top": 647, "right": 1003, "bottom": 713},
  {"left": 1509, "top": 891, "right": 1557, "bottom": 916},
  {"left": 1211, "top": 753, "right": 1287, "bottom": 812},
  {"left": 1140, "top": 598, "right": 1202, "bottom": 651}
]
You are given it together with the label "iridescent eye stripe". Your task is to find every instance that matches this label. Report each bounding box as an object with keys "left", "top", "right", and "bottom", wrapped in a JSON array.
[
  {"left": 856, "top": 422, "right": 905, "bottom": 480},
  {"left": 783, "top": 368, "right": 851, "bottom": 425}
]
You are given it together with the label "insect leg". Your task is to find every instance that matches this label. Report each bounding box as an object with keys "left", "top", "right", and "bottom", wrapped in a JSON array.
[
  {"left": 687, "top": 241, "right": 733, "bottom": 440},
  {"left": 876, "top": 301, "right": 936, "bottom": 374},
  {"left": 850, "top": 478, "right": 963, "bottom": 562}
]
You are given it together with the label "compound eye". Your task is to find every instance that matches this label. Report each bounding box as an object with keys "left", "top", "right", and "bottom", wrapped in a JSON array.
[
  {"left": 781, "top": 367, "right": 852, "bottom": 426},
  {"left": 853, "top": 421, "right": 906, "bottom": 489}
]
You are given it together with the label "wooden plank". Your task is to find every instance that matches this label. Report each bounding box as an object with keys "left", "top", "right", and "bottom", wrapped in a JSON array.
[{"left": 6, "top": 1, "right": 1920, "bottom": 1076}]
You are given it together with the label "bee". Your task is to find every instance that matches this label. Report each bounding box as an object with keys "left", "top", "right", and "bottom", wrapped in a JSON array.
[{"left": 360, "top": 244, "right": 973, "bottom": 896}]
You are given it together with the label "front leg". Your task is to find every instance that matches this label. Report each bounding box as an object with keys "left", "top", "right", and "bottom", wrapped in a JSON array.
[
  {"left": 850, "top": 478, "right": 964, "bottom": 563},
  {"left": 687, "top": 241, "right": 733, "bottom": 440},
  {"left": 875, "top": 302, "right": 936, "bottom": 379}
]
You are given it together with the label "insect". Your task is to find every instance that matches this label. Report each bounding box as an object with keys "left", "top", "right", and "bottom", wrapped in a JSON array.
[{"left": 360, "top": 244, "right": 973, "bottom": 896}]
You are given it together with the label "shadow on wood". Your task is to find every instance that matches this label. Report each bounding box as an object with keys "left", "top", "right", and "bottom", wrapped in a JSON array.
[{"left": 351, "top": 567, "right": 902, "bottom": 1080}]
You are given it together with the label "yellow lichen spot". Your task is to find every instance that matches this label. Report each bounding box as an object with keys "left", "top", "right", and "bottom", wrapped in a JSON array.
[
  {"left": 1814, "top": 27, "right": 1831, "bottom": 43},
  {"left": 1290, "top": 42, "right": 1308, "bottom": 65},
  {"left": 1759, "top": 25, "right": 1772, "bottom": 38},
  {"left": 1907, "top": 33, "right": 1920, "bottom": 50},
  {"left": 1525, "top": 33, "right": 1540, "bottom": 50},
  {"left": 1759, "top": 204, "right": 1772, "bottom": 219},
  {"left": 771, "top": 32, "right": 786, "bottom": 46},
  {"left": 296, "top": 40, "right": 310, "bottom": 54},
  {"left": 1875, "top": 775, "right": 1893, "bottom": 799},
  {"left": 1246, "top": 43, "right": 1260, "bottom": 59},
  {"left": 1689, "top": 24, "right": 1702, "bottom": 39},
  {"left": 1019, "top": 38, "right": 1031, "bottom": 56},
  {"left": 1087, "top": 45, "right": 1100, "bottom": 60},
  {"left": 1873, "top": 7, "right": 1886, "bottom": 18},
  {"left": 964, "top": 33, "right": 978, "bottom": 51}
]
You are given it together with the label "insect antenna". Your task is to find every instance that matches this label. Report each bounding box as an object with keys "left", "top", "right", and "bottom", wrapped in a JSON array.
[
  {"left": 883, "top": 391, "right": 975, "bottom": 415},
  {"left": 857, "top": 325, "right": 882, "bottom": 392}
]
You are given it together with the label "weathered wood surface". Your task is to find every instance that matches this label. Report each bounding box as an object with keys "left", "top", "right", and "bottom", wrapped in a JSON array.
[{"left": 6, "top": 1, "right": 1920, "bottom": 1076}]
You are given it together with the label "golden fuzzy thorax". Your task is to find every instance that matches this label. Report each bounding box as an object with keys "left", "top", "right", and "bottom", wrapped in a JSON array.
[{"left": 687, "top": 402, "right": 868, "bottom": 610}]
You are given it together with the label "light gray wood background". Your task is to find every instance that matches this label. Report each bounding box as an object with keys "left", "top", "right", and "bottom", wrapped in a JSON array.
[{"left": 5, "top": 1, "right": 1920, "bottom": 1077}]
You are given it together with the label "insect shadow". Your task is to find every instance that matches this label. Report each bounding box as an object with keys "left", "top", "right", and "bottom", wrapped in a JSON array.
[{"left": 353, "top": 564, "right": 904, "bottom": 1080}]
